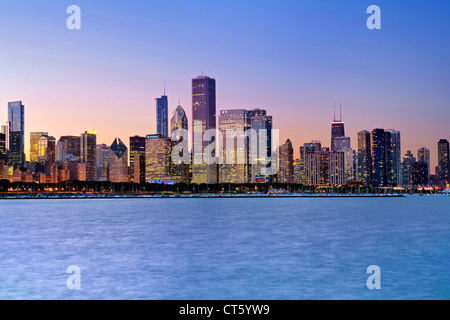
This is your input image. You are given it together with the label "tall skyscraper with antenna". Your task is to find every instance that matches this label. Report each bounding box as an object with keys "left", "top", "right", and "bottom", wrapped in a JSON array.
[
  {"left": 331, "top": 100, "right": 345, "bottom": 151},
  {"left": 155, "top": 84, "right": 169, "bottom": 138}
]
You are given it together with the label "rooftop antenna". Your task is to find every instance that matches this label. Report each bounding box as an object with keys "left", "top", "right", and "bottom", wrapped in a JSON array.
[
  {"left": 339, "top": 98, "right": 342, "bottom": 121},
  {"left": 164, "top": 81, "right": 166, "bottom": 96},
  {"left": 333, "top": 101, "right": 336, "bottom": 122}
]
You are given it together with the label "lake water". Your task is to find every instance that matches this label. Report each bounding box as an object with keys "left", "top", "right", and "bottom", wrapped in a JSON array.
[{"left": 0, "top": 196, "right": 449, "bottom": 300}]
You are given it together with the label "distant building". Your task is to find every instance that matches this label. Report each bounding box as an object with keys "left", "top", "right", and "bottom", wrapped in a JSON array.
[
  {"left": 218, "top": 109, "right": 251, "bottom": 184},
  {"left": 437, "top": 139, "right": 449, "bottom": 180},
  {"left": 30, "top": 132, "right": 48, "bottom": 162},
  {"left": 96, "top": 144, "right": 110, "bottom": 181},
  {"left": 155, "top": 94, "right": 169, "bottom": 138},
  {"left": 145, "top": 134, "right": 176, "bottom": 182},
  {"left": 248, "top": 108, "right": 273, "bottom": 183},
  {"left": 81, "top": 131, "right": 97, "bottom": 181},
  {"left": 8, "top": 101, "right": 25, "bottom": 168},
  {"left": 133, "top": 153, "right": 146, "bottom": 184},
  {"left": 409, "top": 162, "right": 429, "bottom": 187},
  {"left": 402, "top": 150, "right": 416, "bottom": 187},
  {"left": 278, "top": 139, "right": 294, "bottom": 183},
  {"left": 170, "top": 103, "right": 188, "bottom": 139},
  {"left": 109, "top": 138, "right": 128, "bottom": 183},
  {"left": 417, "top": 147, "right": 430, "bottom": 178},
  {"left": 59, "top": 136, "right": 81, "bottom": 161},
  {"left": 129, "top": 136, "right": 146, "bottom": 179},
  {"left": 0, "top": 133, "right": 6, "bottom": 162},
  {"left": 192, "top": 75, "right": 217, "bottom": 184},
  {"left": 331, "top": 104, "right": 345, "bottom": 151}
]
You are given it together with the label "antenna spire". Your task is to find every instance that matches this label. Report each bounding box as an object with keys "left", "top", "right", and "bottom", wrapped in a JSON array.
[
  {"left": 339, "top": 98, "right": 342, "bottom": 121},
  {"left": 333, "top": 101, "right": 336, "bottom": 122},
  {"left": 164, "top": 81, "right": 166, "bottom": 96}
]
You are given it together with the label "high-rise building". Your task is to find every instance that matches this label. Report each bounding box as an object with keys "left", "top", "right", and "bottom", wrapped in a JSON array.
[
  {"left": 96, "top": 144, "right": 110, "bottom": 181},
  {"left": 0, "top": 133, "right": 6, "bottom": 162},
  {"left": 38, "top": 135, "right": 56, "bottom": 163},
  {"left": 278, "top": 139, "right": 294, "bottom": 183},
  {"left": 1, "top": 123, "right": 9, "bottom": 150},
  {"left": 133, "top": 153, "right": 146, "bottom": 184},
  {"left": 333, "top": 137, "right": 350, "bottom": 152},
  {"left": 385, "top": 129, "right": 402, "bottom": 186},
  {"left": 56, "top": 140, "right": 67, "bottom": 163},
  {"left": 402, "top": 150, "right": 416, "bottom": 187},
  {"left": 7, "top": 101, "right": 25, "bottom": 168},
  {"left": 299, "top": 142, "right": 320, "bottom": 185},
  {"left": 145, "top": 134, "right": 176, "bottom": 182},
  {"left": 129, "top": 136, "right": 146, "bottom": 177},
  {"left": 30, "top": 132, "right": 48, "bottom": 163},
  {"left": 370, "top": 129, "right": 386, "bottom": 187},
  {"left": 331, "top": 103, "right": 345, "bottom": 151},
  {"left": 156, "top": 94, "right": 169, "bottom": 138},
  {"left": 109, "top": 138, "right": 128, "bottom": 183},
  {"left": 192, "top": 75, "right": 217, "bottom": 184},
  {"left": 409, "top": 162, "right": 429, "bottom": 187},
  {"left": 218, "top": 109, "right": 251, "bottom": 184},
  {"left": 417, "top": 147, "right": 431, "bottom": 178},
  {"left": 248, "top": 108, "right": 274, "bottom": 183},
  {"left": 81, "top": 131, "right": 97, "bottom": 181},
  {"left": 304, "top": 150, "right": 345, "bottom": 186},
  {"left": 59, "top": 136, "right": 81, "bottom": 161},
  {"left": 437, "top": 139, "right": 449, "bottom": 180},
  {"left": 170, "top": 103, "right": 188, "bottom": 139}
]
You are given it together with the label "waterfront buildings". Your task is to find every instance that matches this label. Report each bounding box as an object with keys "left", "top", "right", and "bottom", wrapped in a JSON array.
[
  {"left": 437, "top": 139, "right": 449, "bottom": 180},
  {"left": 109, "top": 138, "right": 128, "bottom": 183}
]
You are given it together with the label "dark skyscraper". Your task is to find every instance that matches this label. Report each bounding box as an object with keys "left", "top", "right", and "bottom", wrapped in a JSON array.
[
  {"left": 7, "top": 101, "right": 25, "bottom": 168},
  {"left": 358, "top": 130, "right": 372, "bottom": 186},
  {"left": 371, "top": 129, "right": 387, "bottom": 187},
  {"left": 437, "top": 139, "right": 449, "bottom": 180},
  {"left": 409, "top": 162, "right": 429, "bottom": 187},
  {"left": 130, "top": 136, "right": 146, "bottom": 174},
  {"left": 155, "top": 93, "right": 169, "bottom": 138},
  {"left": 331, "top": 103, "right": 345, "bottom": 151},
  {"left": 192, "top": 74, "right": 217, "bottom": 184},
  {"left": 385, "top": 129, "right": 401, "bottom": 186}
]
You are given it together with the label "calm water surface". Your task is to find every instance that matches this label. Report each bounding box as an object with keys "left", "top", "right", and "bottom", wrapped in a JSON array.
[{"left": 0, "top": 196, "right": 448, "bottom": 300}]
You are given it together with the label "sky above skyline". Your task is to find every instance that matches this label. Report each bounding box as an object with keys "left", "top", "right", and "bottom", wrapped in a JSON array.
[{"left": 1, "top": 0, "right": 449, "bottom": 172}]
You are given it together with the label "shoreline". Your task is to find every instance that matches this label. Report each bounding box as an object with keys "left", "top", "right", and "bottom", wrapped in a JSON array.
[{"left": 0, "top": 193, "right": 420, "bottom": 200}]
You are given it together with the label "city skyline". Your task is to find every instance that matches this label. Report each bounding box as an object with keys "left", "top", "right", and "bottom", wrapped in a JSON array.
[{"left": 1, "top": 1, "right": 449, "bottom": 172}]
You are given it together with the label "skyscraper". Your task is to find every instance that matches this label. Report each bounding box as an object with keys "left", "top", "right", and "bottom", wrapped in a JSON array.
[
  {"left": 170, "top": 103, "right": 188, "bottom": 139},
  {"left": 192, "top": 75, "right": 217, "bottom": 184},
  {"left": 402, "top": 150, "right": 416, "bottom": 187},
  {"left": 38, "top": 135, "right": 56, "bottom": 163},
  {"left": 129, "top": 136, "right": 146, "bottom": 176},
  {"left": 1, "top": 123, "right": 9, "bottom": 150},
  {"left": 30, "top": 132, "right": 48, "bottom": 163},
  {"left": 331, "top": 103, "right": 345, "bottom": 151},
  {"left": 218, "top": 109, "right": 251, "bottom": 184},
  {"left": 7, "top": 101, "right": 25, "bottom": 168},
  {"left": 248, "top": 108, "right": 274, "bottom": 183},
  {"left": 437, "top": 139, "right": 449, "bottom": 180},
  {"left": 278, "top": 139, "right": 294, "bottom": 183},
  {"left": 96, "top": 144, "right": 110, "bottom": 181},
  {"left": 371, "top": 129, "right": 387, "bottom": 187},
  {"left": 417, "top": 147, "right": 430, "bottom": 178},
  {"left": 81, "top": 131, "right": 97, "bottom": 181},
  {"left": 385, "top": 129, "right": 401, "bottom": 186},
  {"left": 155, "top": 94, "right": 169, "bottom": 138},
  {"left": 409, "top": 162, "right": 429, "bottom": 187},
  {"left": 59, "top": 136, "right": 81, "bottom": 161},
  {"left": 109, "top": 138, "right": 128, "bottom": 183},
  {"left": 145, "top": 134, "right": 176, "bottom": 182}
]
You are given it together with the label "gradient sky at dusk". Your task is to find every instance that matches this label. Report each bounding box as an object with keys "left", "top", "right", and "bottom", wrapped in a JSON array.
[{"left": 1, "top": 0, "right": 449, "bottom": 172}]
